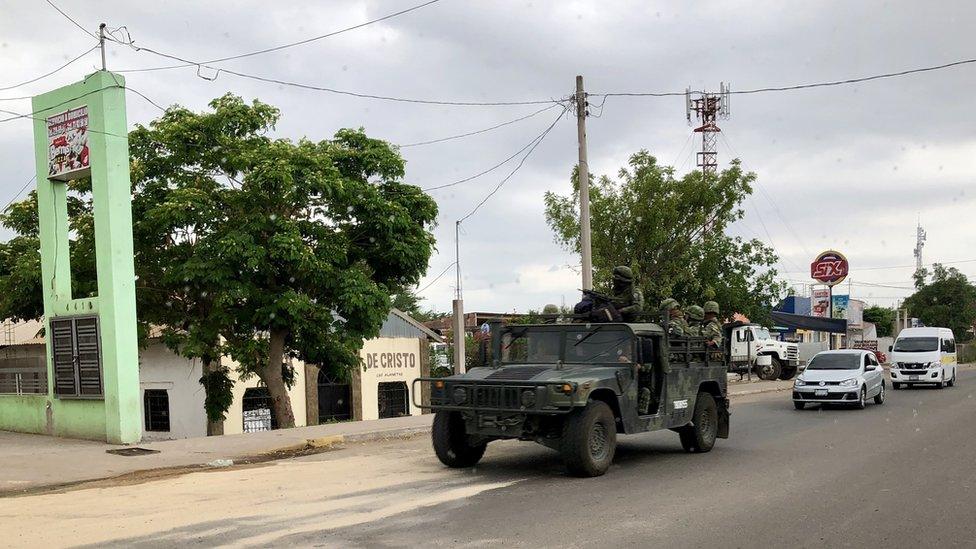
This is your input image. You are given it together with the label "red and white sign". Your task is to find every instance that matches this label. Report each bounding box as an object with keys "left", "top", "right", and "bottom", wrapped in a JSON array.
[
  {"left": 47, "top": 105, "right": 90, "bottom": 181},
  {"left": 811, "top": 288, "right": 830, "bottom": 318},
  {"left": 810, "top": 250, "right": 848, "bottom": 286}
]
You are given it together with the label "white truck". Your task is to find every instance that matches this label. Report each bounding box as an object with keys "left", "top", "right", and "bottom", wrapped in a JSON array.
[{"left": 725, "top": 322, "right": 800, "bottom": 380}]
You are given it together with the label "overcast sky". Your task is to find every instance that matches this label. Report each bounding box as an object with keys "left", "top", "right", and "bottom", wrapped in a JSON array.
[{"left": 1, "top": 0, "right": 974, "bottom": 314}]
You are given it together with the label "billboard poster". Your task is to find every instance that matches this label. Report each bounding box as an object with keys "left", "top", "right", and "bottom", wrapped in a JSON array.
[
  {"left": 831, "top": 294, "right": 849, "bottom": 320},
  {"left": 812, "top": 289, "right": 830, "bottom": 318},
  {"left": 847, "top": 299, "right": 864, "bottom": 328},
  {"left": 47, "top": 105, "right": 90, "bottom": 181}
]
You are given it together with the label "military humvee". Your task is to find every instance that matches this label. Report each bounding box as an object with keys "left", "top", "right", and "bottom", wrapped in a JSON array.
[{"left": 414, "top": 318, "right": 730, "bottom": 477}]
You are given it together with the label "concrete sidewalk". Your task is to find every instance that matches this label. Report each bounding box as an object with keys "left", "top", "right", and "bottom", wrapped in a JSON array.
[{"left": 0, "top": 376, "right": 793, "bottom": 496}]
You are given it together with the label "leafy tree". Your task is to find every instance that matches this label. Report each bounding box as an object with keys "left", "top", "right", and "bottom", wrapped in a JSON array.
[
  {"left": 863, "top": 305, "right": 895, "bottom": 337},
  {"left": 544, "top": 153, "right": 786, "bottom": 325},
  {"left": 903, "top": 264, "right": 976, "bottom": 341},
  {"left": 390, "top": 287, "right": 424, "bottom": 317}
]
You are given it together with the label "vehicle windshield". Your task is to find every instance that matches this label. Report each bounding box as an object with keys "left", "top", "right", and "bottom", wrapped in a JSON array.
[
  {"left": 893, "top": 337, "right": 939, "bottom": 352},
  {"left": 501, "top": 326, "right": 633, "bottom": 365},
  {"left": 755, "top": 328, "right": 772, "bottom": 340},
  {"left": 806, "top": 354, "right": 861, "bottom": 370}
]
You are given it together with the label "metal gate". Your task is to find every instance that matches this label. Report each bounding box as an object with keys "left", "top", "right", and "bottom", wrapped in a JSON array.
[
  {"left": 242, "top": 387, "right": 277, "bottom": 432},
  {"left": 317, "top": 370, "right": 351, "bottom": 423},
  {"left": 377, "top": 381, "right": 409, "bottom": 418}
]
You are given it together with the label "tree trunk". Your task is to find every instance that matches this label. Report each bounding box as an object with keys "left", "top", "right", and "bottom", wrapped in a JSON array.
[
  {"left": 260, "top": 328, "right": 296, "bottom": 429},
  {"left": 202, "top": 358, "right": 224, "bottom": 436}
]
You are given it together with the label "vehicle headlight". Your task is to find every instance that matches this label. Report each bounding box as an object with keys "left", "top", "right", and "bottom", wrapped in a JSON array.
[
  {"left": 452, "top": 386, "right": 467, "bottom": 405},
  {"left": 926, "top": 362, "right": 940, "bottom": 368},
  {"left": 520, "top": 389, "right": 537, "bottom": 408},
  {"left": 794, "top": 378, "right": 805, "bottom": 386},
  {"left": 840, "top": 378, "right": 858, "bottom": 387}
]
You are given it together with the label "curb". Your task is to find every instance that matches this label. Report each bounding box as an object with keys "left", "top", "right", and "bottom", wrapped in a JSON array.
[{"left": 729, "top": 384, "right": 793, "bottom": 397}]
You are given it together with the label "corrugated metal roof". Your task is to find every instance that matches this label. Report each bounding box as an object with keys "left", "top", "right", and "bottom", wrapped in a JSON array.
[{"left": 379, "top": 309, "right": 443, "bottom": 342}]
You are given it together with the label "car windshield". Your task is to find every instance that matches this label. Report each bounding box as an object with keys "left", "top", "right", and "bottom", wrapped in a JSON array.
[
  {"left": 806, "top": 354, "right": 861, "bottom": 370},
  {"left": 755, "top": 328, "right": 772, "bottom": 340},
  {"left": 501, "top": 326, "right": 633, "bottom": 364},
  {"left": 893, "top": 337, "right": 938, "bottom": 352}
]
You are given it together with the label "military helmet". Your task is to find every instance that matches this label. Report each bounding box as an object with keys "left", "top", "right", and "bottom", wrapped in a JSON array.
[
  {"left": 686, "top": 305, "right": 704, "bottom": 321},
  {"left": 660, "top": 298, "right": 679, "bottom": 311},
  {"left": 703, "top": 301, "right": 720, "bottom": 314},
  {"left": 612, "top": 265, "right": 634, "bottom": 282}
]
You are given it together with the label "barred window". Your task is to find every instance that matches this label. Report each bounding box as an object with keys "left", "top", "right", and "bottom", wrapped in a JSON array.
[{"left": 144, "top": 389, "right": 170, "bottom": 432}]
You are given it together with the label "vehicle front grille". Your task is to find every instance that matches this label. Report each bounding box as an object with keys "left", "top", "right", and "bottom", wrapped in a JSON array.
[
  {"left": 486, "top": 366, "right": 548, "bottom": 381},
  {"left": 900, "top": 363, "right": 927, "bottom": 370},
  {"left": 469, "top": 385, "right": 522, "bottom": 408},
  {"left": 802, "top": 381, "right": 841, "bottom": 386},
  {"left": 786, "top": 346, "right": 799, "bottom": 360},
  {"left": 900, "top": 370, "right": 928, "bottom": 376},
  {"left": 796, "top": 392, "right": 853, "bottom": 400}
]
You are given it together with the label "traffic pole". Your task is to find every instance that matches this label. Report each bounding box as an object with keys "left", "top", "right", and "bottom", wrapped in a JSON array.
[{"left": 576, "top": 75, "right": 593, "bottom": 290}]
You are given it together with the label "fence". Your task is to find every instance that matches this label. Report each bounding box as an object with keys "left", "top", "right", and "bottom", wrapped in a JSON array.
[{"left": 0, "top": 346, "right": 47, "bottom": 395}]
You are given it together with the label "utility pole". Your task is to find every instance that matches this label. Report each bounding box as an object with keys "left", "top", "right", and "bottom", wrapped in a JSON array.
[
  {"left": 98, "top": 23, "right": 107, "bottom": 71},
  {"left": 452, "top": 221, "right": 466, "bottom": 373},
  {"left": 575, "top": 75, "right": 593, "bottom": 290}
]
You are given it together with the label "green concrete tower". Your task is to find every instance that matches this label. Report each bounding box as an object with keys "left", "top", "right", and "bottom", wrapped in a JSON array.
[{"left": 28, "top": 71, "right": 140, "bottom": 443}]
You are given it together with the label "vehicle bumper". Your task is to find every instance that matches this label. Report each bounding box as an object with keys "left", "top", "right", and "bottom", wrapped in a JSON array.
[
  {"left": 890, "top": 369, "right": 943, "bottom": 384},
  {"left": 792, "top": 386, "right": 861, "bottom": 403}
]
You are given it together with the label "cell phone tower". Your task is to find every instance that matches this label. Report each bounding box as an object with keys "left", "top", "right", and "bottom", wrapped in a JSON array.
[
  {"left": 914, "top": 220, "right": 926, "bottom": 273},
  {"left": 685, "top": 83, "right": 731, "bottom": 179}
]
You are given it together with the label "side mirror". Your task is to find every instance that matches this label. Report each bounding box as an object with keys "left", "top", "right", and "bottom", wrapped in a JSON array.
[
  {"left": 888, "top": 345, "right": 893, "bottom": 352},
  {"left": 865, "top": 365, "right": 877, "bottom": 371}
]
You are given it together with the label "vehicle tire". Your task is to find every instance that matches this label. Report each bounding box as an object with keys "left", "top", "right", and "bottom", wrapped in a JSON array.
[
  {"left": 948, "top": 372, "right": 956, "bottom": 387},
  {"left": 936, "top": 374, "right": 946, "bottom": 389},
  {"left": 855, "top": 386, "right": 867, "bottom": 409},
  {"left": 560, "top": 400, "right": 617, "bottom": 477},
  {"left": 432, "top": 411, "right": 487, "bottom": 468},
  {"left": 874, "top": 382, "right": 886, "bottom": 405},
  {"left": 793, "top": 401, "right": 805, "bottom": 410},
  {"left": 778, "top": 366, "right": 798, "bottom": 380},
  {"left": 756, "top": 357, "right": 782, "bottom": 381},
  {"left": 892, "top": 382, "right": 902, "bottom": 390},
  {"left": 679, "top": 392, "right": 719, "bottom": 453}
]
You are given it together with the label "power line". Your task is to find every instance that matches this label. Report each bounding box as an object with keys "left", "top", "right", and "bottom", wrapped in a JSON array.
[
  {"left": 458, "top": 106, "right": 566, "bottom": 222},
  {"left": 416, "top": 261, "right": 458, "bottom": 294},
  {"left": 2, "top": 175, "right": 36, "bottom": 213},
  {"left": 0, "top": 45, "right": 99, "bottom": 92},
  {"left": 400, "top": 104, "right": 559, "bottom": 148},
  {"left": 421, "top": 105, "right": 568, "bottom": 192},
  {"left": 781, "top": 258, "right": 976, "bottom": 273},
  {"left": 45, "top": 0, "right": 98, "bottom": 40},
  {"left": 117, "top": 0, "right": 442, "bottom": 73}
]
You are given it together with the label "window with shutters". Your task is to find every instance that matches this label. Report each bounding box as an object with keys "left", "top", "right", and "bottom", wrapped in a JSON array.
[
  {"left": 144, "top": 389, "right": 170, "bottom": 431},
  {"left": 50, "top": 316, "right": 102, "bottom": 398}
]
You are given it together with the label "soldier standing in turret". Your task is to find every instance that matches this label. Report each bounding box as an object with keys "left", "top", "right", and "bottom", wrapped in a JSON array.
[
  {"left": 610, "top": 266, "right": 644, "bottom": 322},
  {"left": 702, "top": 301, "right": 723, "bottom": 347},
  {"left": 661, "top": 298, "right": 688, "bottom": 336},
  {"left": 685, "top": 305, "right": 704, "bottom": 336}
]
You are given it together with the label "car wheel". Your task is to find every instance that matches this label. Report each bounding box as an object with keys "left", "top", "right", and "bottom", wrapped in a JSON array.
[
  {"left": 679, "top": 392, "right": 719, "bottom": 453},
  {"left": 856, "top": 386, "right": 866, "bottom": 409},
  {"left": 561, "top": 400, "right": 617, "bottom": 477},
  {"left": 874, "top": 382, "right": 886, "bottom": 405},
  {"left": 432, "top": 411, "right": 487, "bottom": 468},
  {"left": 778, "top": 366, "right": 798, "bottom": 380},
  {"left": 948, "top": 372, "right": 956, "bottom": 387},
  {"left": 936, "top": 375, "right": 946, "bottom": 389},
  {"left": 757, "top": 358, "right": 782, "bottom": 381},
  {"left": 793, "top": 401, "right": 805, "bottom": 410}
]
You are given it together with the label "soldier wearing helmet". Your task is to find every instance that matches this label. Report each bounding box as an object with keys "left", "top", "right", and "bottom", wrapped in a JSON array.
[
  {"left": 685, "top": 305, "right": 704, "bottom": 336},
  {"left": 661, "top": 298, "right": 688, "bottom": 336},
  {"left": 702, "top": 301, "right": 723, "bottom": 347},
  {"left": 610, "top": 266, "right": 643, "bottom": 322}
]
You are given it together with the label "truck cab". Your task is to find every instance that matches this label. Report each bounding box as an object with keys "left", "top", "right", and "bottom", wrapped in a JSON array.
[
  {"left": 725, "top": 322, "right": 800, "bottom": 380},
  {"left": 415, "top": 320, "right": 730, "bottom": 477}
]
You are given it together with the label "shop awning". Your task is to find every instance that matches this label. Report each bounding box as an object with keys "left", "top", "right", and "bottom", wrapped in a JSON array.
[{"left": 770, "top": 311, "right": 847, "bottom": 334}]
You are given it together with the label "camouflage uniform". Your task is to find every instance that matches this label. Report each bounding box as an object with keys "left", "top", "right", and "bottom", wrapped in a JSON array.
[
  {"left": 661, "top": 298, "right": 688, "bottom": 336},
  {"left": 685, "top": 305, "right": 704, "bottom": 337},
  {"left": 610, "top": 266, "right": 644, "bottom": 322},
  {"left": 702, "top": 301, "right": 723, "bottom": 347}
]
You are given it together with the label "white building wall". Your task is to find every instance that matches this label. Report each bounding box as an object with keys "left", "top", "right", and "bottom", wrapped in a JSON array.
[
  {"left": 359, "top": 337, "right": 423, "bottom": 421},
  {"left": 223, "top": 357, "right": 307, "bottom": 436},
  {"left": 138, "top": 342, "right": 207, "bottom": 441}
]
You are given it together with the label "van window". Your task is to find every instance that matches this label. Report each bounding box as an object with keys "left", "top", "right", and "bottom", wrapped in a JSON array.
[
  {"left": 893, "top": 337, "right": 938, "bottom": 352},
  {"left": 942, "top": 339, "right": 955, "bottom": 353}
]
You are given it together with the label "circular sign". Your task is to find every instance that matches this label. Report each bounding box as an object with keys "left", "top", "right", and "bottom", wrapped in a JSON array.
[{"left": 810, "top": 250, "right": 848, "bottom": 286}]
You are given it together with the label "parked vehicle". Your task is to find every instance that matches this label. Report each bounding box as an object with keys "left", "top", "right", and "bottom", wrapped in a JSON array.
[
  {"left": 725, "top": 322, "right": 800, "bottom": 380},
  {"left": 417, "top": 319, "right": 730, "bottom": 477},
  {"left": 792, "top": 349, "right": 885, "bottom": 409},
  {"left": 888, "top": 327, "right": 957, "bottom": 389}
]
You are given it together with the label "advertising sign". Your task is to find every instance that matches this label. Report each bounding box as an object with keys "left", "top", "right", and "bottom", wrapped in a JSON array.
[
  {"left": 831, "top": 294, "right": 849, "bottom": 320},
  {"left": 812, "top": 289, "right": 830, "bottom": 318},
  {"left": 810, "top": 250, "right": 849, "bottom": 286},
  {"left": 46, "top": 105, "right": 90, "bottom": 181},
  {"left": 847, "top": 299, "right": 864, "bottom": 328}
]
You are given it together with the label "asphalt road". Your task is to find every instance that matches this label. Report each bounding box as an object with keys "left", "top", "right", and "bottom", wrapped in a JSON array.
[{"left": 3, "top": 369, "right": 975, "bottom": 548}]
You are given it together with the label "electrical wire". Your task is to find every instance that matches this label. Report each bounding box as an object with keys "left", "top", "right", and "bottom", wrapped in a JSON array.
[
  {"left": 45, "top": 0, "right": 98, "bottom": 40},
  {"left": 117, "top": 0, "right": 442, "bottom": 73},
  {"left": 399, "top": 104, "right": 559, "bottom": 148},
  {"left": 458, "top": 106, "right": 566, "bottom": 222},
  {"left": 2, "top": 175, "right": 36, "bottom": 213},
  {"left": 780, "top": 258, "right": 976, "bottom": 273},
  {"left": 0, "top": 45, "right": 99, "bottom": 92},
  {"left": 416, "top": 261, "right": 458, "bottom": 293}
]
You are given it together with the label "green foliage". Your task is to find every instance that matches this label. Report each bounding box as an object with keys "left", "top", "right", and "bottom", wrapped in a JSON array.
[
  {"left": 903, "top": 264, "right": 976, "bottom": 342},
  {"left": 544, "top": 153, "right": 786, "bottom": 325},
  {"left": 390, "top": 287, "right": 424, "bottom": 317},
  {"left": 199, "top": 365, "right": 235, "bottom": 423},
  {"left": 863, "top": 306, "right": 895, "bottom": 337}
]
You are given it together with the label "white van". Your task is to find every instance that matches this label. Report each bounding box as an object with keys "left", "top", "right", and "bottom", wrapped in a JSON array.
[{"left": 888, "top": 327, "right": 958, "bottom": 389}]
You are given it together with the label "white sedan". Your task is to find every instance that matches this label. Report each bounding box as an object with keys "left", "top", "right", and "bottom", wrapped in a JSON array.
[{"left": 792, "top": 349, "right": 886, "bottom": 410}]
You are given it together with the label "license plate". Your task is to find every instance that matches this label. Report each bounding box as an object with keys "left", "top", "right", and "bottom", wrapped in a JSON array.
[
  {"left": 815, "top": 389, "right": 828, "bottom": 397},
  {"left": 910, "top": 375, "right": 919, "bottom": 381}
]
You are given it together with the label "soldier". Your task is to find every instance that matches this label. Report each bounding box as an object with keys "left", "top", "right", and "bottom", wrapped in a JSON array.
[
  {"left": 685, "top": 305, "right": 704, "bottom": 336},
  {"left": 702, "top": 301, "right": 723, "bottom": 347},
  {"left": 661, "top": 298, "right": 688, "bottom": 336},
  {"left": 610, "top": 266, "right": 644, "bottom": 322}
]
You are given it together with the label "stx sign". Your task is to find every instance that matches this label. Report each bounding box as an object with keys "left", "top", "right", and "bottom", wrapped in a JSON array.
[{"left": 811, "top": 250, "right": 848, "bottom": 286}]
